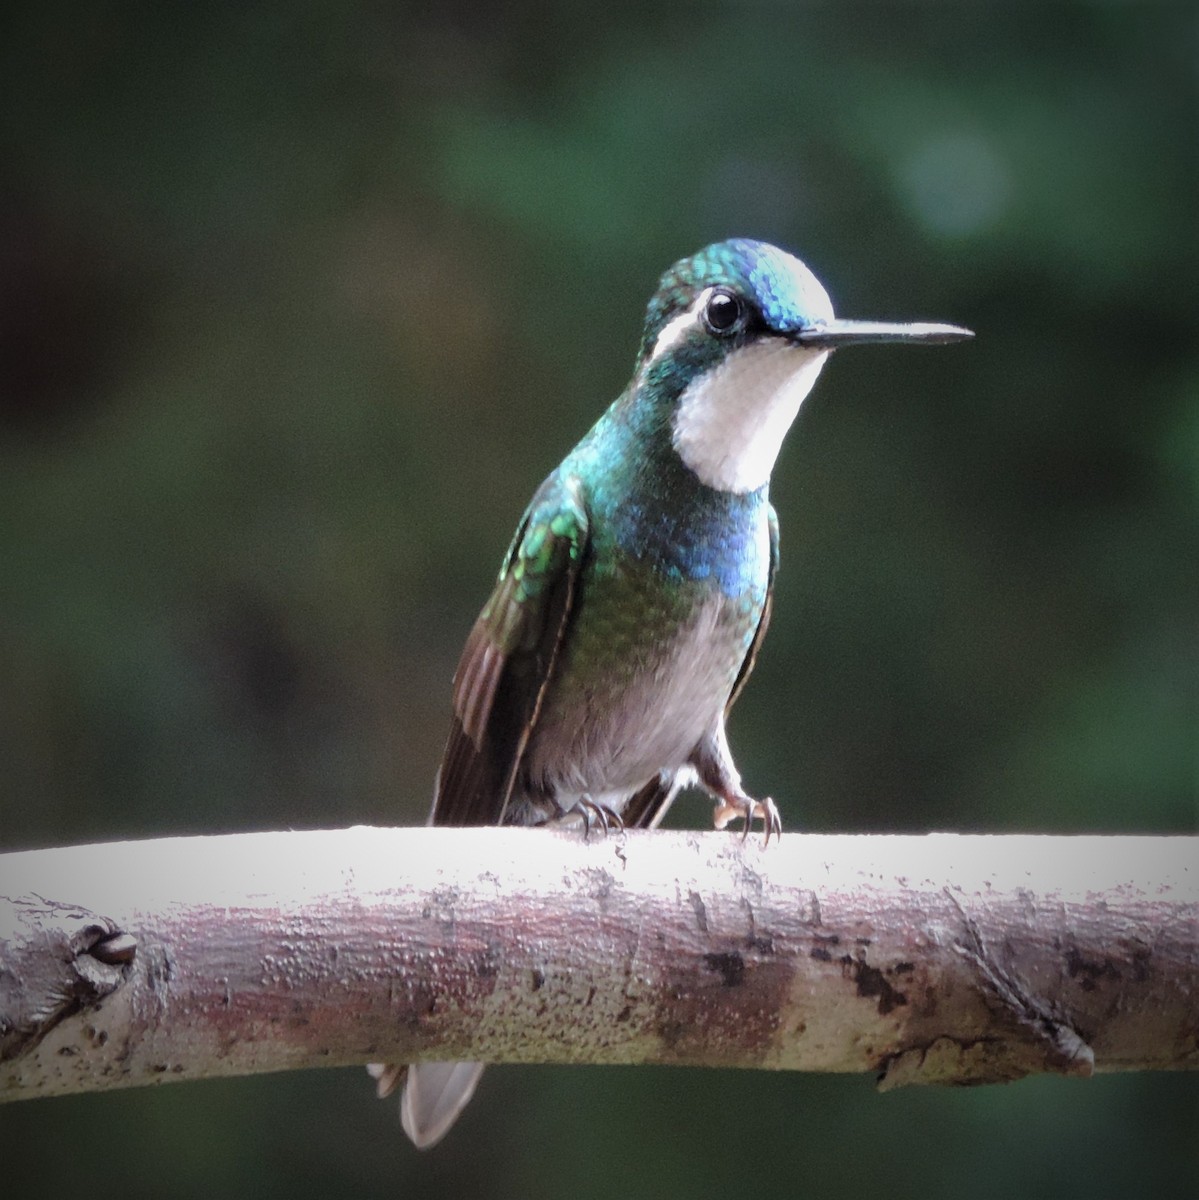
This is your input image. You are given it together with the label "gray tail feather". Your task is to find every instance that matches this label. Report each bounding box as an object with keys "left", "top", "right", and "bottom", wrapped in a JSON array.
[{"left": 398, "top": 1061, "right": 485, "bottom": 1149}]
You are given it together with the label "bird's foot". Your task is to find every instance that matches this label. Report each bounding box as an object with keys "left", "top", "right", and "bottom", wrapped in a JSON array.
[
  {"left": 561, "top": 796, "right": 625, "bottom": 841},
  {"left": 712, "top": 794, "right": 782, "bottom": 846}
]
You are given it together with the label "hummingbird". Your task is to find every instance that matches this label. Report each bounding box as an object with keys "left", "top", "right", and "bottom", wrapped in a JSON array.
[{"left": 371, "top": 238, "right": 972, "bottom": 1146}]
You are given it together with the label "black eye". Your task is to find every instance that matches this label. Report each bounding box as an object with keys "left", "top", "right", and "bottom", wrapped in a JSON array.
[{"left": 702, "top": 288, "right": 746, "bottom": 336}]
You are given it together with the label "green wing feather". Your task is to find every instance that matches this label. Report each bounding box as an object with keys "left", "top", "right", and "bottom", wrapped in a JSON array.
[{"left": 431, "top": 472, "right": 590, "bottom": 827}]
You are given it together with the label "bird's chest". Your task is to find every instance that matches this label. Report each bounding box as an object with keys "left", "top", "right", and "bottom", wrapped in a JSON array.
[{"left": 522, "top": 500, "right": 769, "bottom": 794}]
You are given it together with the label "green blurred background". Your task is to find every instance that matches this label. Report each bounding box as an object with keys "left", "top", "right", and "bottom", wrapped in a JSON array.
[{"left": 2, "top": 3, "right": 1195, "bottom": 1197}]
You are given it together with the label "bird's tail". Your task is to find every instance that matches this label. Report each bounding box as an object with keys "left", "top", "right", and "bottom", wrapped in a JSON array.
[{"left": 368, "top": 1061, "right": 485, "bottom": 1149}]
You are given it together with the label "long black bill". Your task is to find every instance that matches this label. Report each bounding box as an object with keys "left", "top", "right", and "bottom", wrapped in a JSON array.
[{"left": 794, "top": 319, "right": 974, "bottom": 349}]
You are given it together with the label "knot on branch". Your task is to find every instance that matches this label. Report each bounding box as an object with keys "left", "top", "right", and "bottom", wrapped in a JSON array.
[{"left": 0, "top": 896, "right": 136, "bottom": 1062}]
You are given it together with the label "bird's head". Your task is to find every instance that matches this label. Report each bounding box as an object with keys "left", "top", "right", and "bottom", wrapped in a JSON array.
[{"left": 633, "top": 239, "right": 972, "bottom": 493}]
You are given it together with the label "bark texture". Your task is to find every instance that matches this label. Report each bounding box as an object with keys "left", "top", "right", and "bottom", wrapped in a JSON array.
[{"left": 0, "top": 827, "right": 1195, "bottom": 1102}]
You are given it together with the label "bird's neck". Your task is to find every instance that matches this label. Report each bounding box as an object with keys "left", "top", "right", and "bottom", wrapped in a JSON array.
[{"left": 569, "top": 393, "right": 771, "bottom": 598}]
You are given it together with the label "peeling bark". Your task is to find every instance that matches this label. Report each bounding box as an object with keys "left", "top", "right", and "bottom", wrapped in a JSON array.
[{"left": 0, "top": 827, "right": 1195, "bottom": 1102}]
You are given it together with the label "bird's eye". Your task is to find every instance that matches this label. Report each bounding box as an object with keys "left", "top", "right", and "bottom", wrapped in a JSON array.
[{"left": 702, "top": 288, "right": 746, "bottom": 336}]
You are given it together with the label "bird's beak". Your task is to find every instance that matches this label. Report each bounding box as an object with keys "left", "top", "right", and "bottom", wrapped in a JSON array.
[{"left": 793, "top": 319, "right": 974, "bottom": 349}]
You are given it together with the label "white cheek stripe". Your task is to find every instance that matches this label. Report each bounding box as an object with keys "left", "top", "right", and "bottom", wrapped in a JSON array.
[
  {"left": 647, "top": 292, "right": 709, "bottom": 366},
  {"left": 671, "top": 341, "right": 829, "bottom": 494}
]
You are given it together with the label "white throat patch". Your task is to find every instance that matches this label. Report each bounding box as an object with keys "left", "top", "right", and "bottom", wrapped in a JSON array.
[{"left": 670, "top": 340, "right": 828, "bottom": 493}]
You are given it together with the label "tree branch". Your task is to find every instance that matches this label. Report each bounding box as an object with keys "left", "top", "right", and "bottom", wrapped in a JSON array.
[{"left": 1, "top": 828, "right": 1195, "bottom": 1103}]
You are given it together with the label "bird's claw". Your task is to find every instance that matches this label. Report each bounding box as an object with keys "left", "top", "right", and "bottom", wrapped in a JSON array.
[
  {"left": 712, "top": 795, "right": 782, "bottom": 846},
  {"left": 565, "top": 796, "right": 625, "bottom": 841}
]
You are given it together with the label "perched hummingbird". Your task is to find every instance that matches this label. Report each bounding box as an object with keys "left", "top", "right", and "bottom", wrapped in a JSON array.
[{"left": 371, "top": 238, "right": 972, "bottom": 1146}]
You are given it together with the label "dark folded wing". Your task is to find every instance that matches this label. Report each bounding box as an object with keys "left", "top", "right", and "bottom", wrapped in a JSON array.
[
  {"left": 726, "top": 504, "right": 779, "bottom": 713},
  {"left": 621, "top": 773, "right": 678, "bottom": 829},
  {"left": 431, "top": 471, "right": 590, "bottom": 827}
]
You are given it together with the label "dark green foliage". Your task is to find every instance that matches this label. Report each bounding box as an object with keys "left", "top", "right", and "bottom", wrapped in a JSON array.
[{"left": 1, "top": 4, "right": 1194, "bottom": 1197}]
